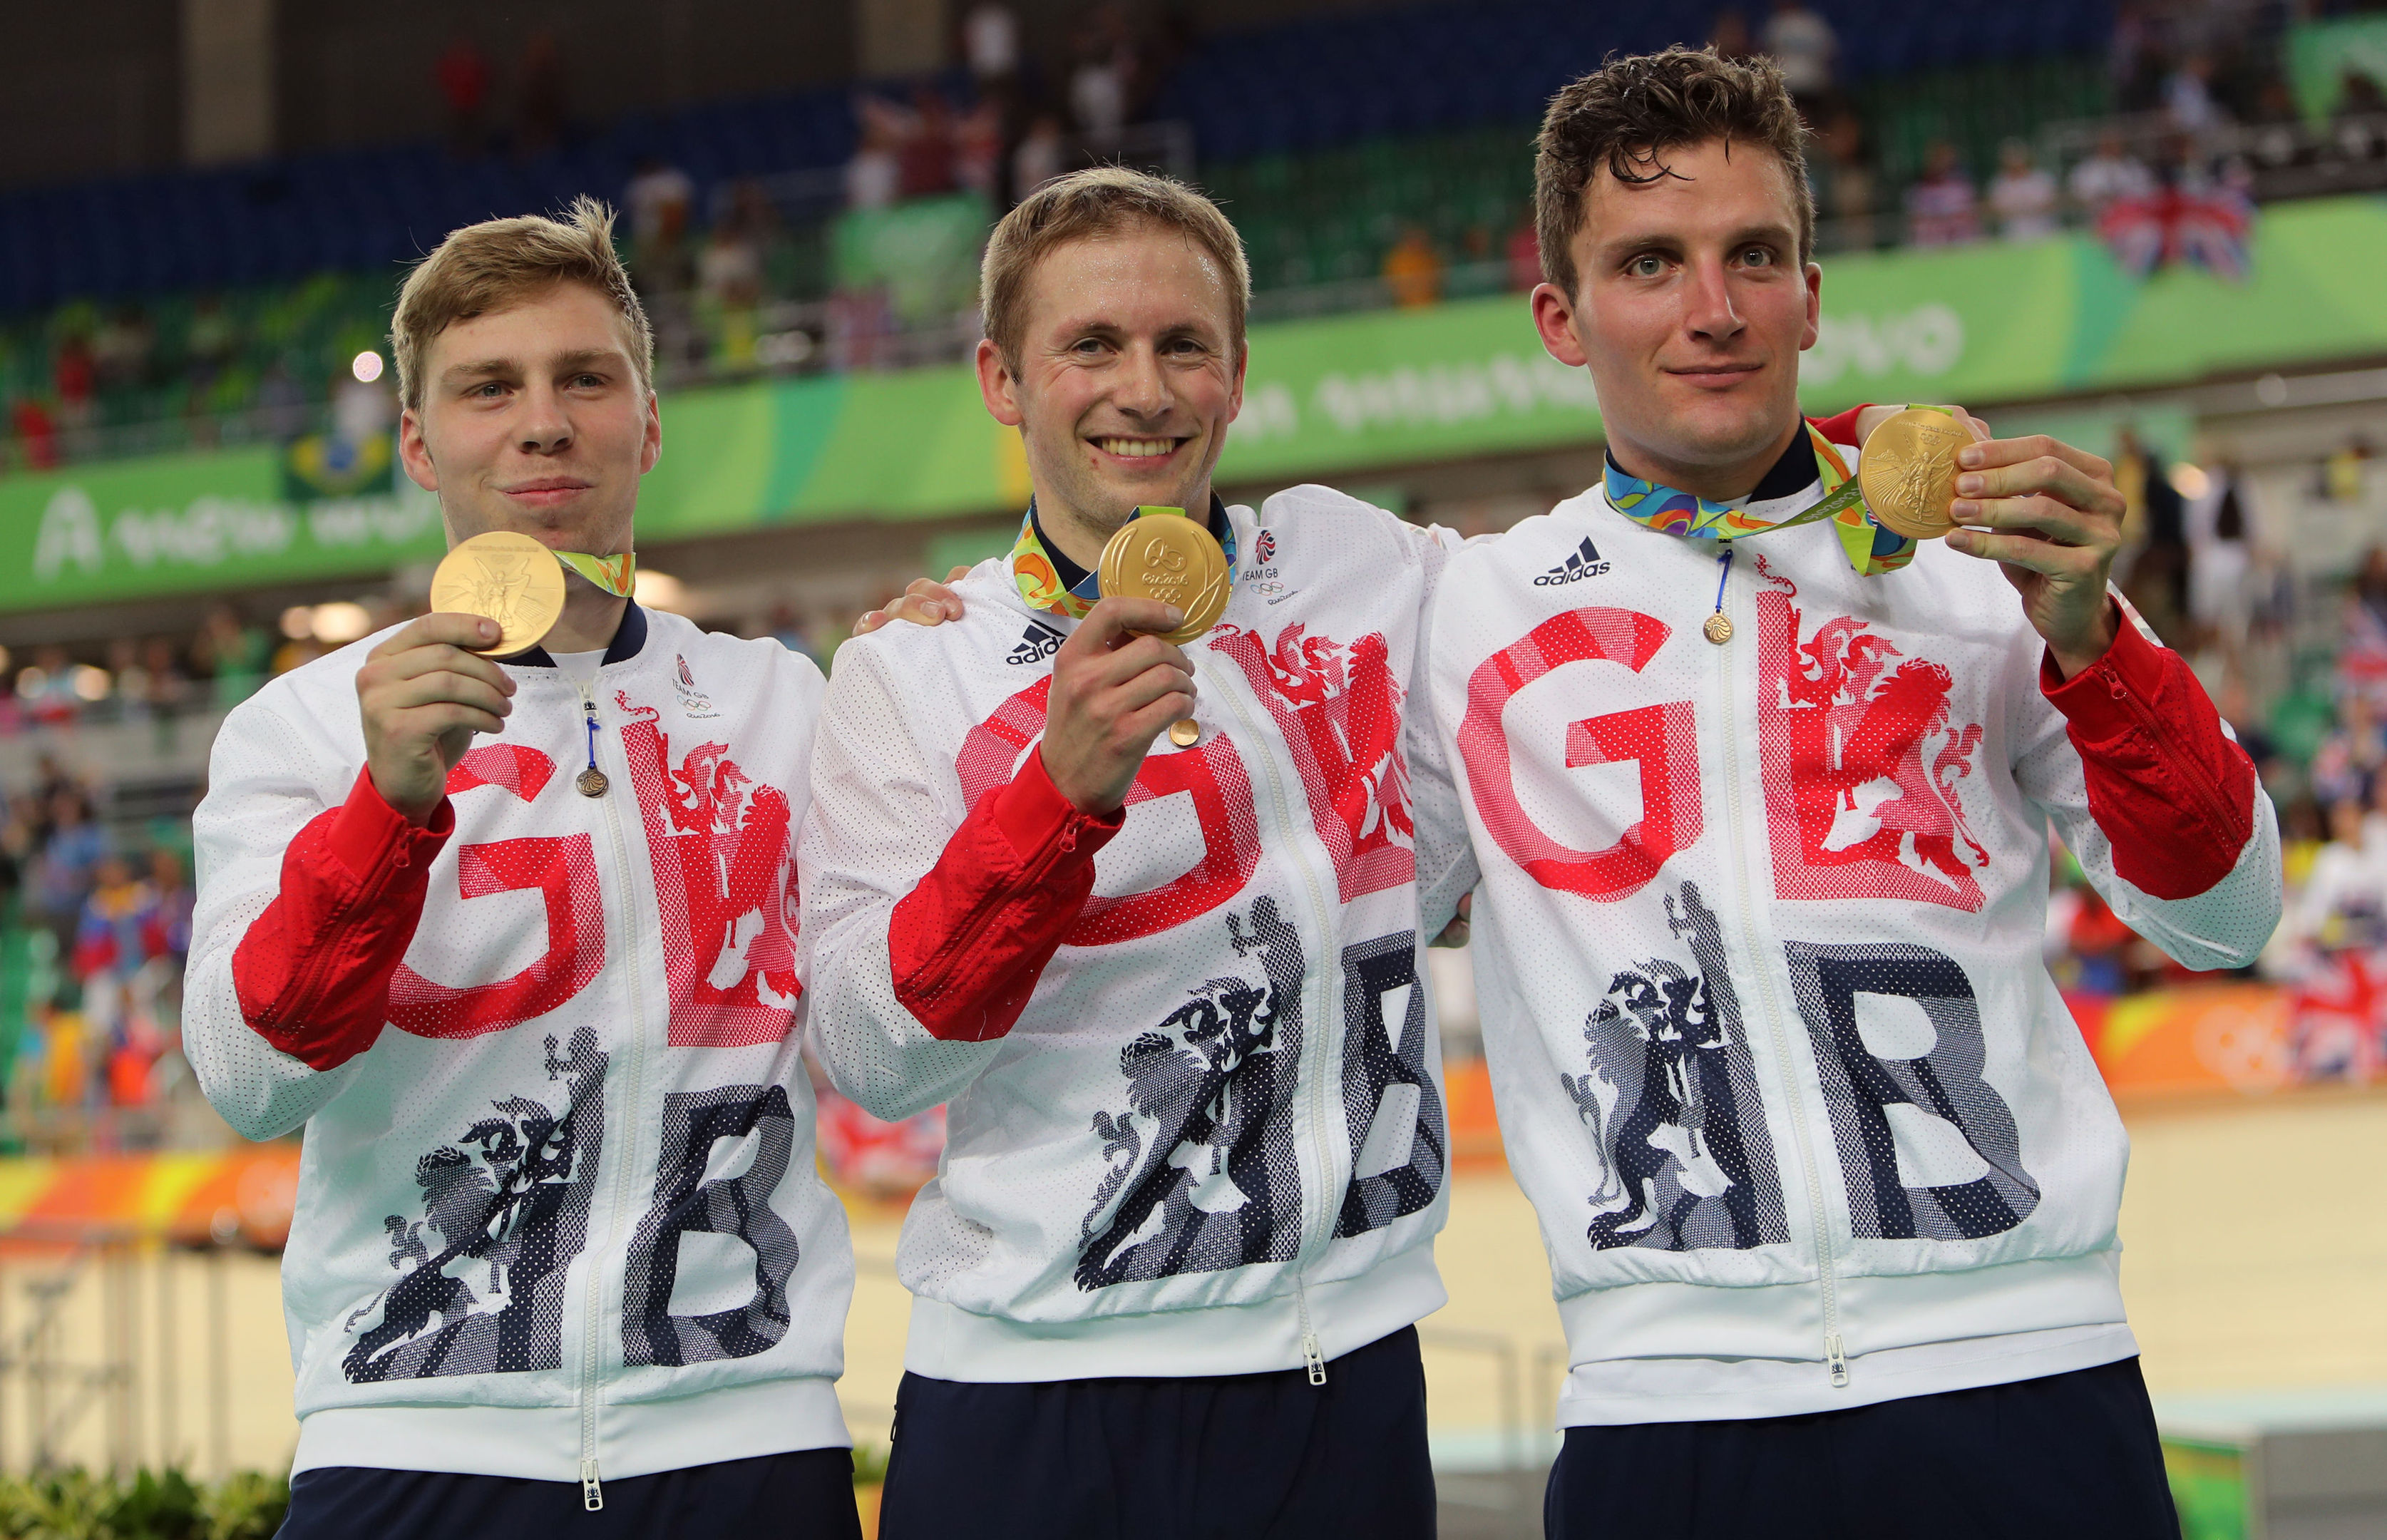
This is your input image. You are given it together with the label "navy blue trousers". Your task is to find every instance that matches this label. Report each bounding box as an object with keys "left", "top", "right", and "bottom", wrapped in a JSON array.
[
  {"left": 878, "top": 1323, "right": 1435, "bottom": 1540},
  {"left": 1545, "top": 1356, "right": 2179, "bottom": 1540},
  {"left": 277, "top": 1448, "right": 863, "bottom": 1539}
]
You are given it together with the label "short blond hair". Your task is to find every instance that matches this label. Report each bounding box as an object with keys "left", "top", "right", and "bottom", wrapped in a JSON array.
[
  {"left": 391, "top": 195, "right": 654, "bottom": 413},
  {"left": 980, "top": 167, "right": 1251, "bottom": 370}
]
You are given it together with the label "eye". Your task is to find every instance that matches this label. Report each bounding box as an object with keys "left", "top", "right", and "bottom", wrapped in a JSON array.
[
  {"left": 471, "top": 381, "right": 508, "bottom": 398},
  {"left": 1737, "top": 245, "right": 1777, "bottom": 267},
  {"left": 571, "top": 372, "right": 605, "bottom": 389},
  {"left": 1626, "top": 254, "right": 1667, "bottom": 279}
]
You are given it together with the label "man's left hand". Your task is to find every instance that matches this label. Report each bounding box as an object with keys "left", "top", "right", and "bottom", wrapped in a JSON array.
[{"left": 1943, "top": 434, "right": 2127, "bottom": 678}]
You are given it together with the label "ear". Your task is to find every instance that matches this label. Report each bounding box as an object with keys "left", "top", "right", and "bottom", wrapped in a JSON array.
[
  {"left": 1800, "top": 260, "right": 1822, "bottom": 352},
  {"left": 639, "top": 390, "right": 662, "bottom": 474},
  {"left": 975, "top": 337, "right": 1024, "bottom": 427},
  {"left": 1224, "top": 340, "right": 1248, "bottom": 423},
  {"left": 1531, "top": 282, "right": 1590, "bottom": 369},
  {"left": 399, "top": 406, "right": 439, "bottom": 492}
]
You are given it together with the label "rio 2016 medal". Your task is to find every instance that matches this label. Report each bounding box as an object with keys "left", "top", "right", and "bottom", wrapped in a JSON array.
[
  {"left": 1858, "top": 407, "right": 1970, "bottom": 542},
  {"left": 1098, "top": 513, "right": 1231, "bottom": 644},
  {"left": 430, "top": 531, "right": 568, "bottom": 655}
]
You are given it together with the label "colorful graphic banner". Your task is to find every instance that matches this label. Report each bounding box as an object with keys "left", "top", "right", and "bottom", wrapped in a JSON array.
[{"left": 9, "top": 196, "right": 2387, "bottom": 612}]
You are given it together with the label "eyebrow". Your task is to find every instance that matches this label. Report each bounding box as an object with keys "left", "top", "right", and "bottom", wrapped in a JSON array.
[
  {"left": 1596, "top": 222, "right": 1797, "bottom": 258},
  {"left": 438, "top": 348, "right": 625, "bottom": 386}
]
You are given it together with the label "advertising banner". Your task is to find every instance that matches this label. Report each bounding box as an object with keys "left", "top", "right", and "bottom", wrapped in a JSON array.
[{"left": 8, "top": 196, "right": 2387, "bottom": 612}]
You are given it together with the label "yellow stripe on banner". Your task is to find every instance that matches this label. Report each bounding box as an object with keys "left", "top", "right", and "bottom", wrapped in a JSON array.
[
  {"left": 0, "top": 1159, "right": 57, "bottom": 1228},
  {"left": 133, "top": 1153, "right": 231, "bottom": 1234}
]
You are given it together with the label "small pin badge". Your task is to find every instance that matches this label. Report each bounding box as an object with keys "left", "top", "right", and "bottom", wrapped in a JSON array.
[
  {"left": 577, "top": 767, "right": 610, "bottom": 797},
  {"left": 1702, "top": 614, "right": 1735, "bottom": 645}
]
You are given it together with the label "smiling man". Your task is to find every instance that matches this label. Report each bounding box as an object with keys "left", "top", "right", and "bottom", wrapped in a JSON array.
[
  {"left": 801, "top": 168, "right": 1476, "bottom": 1539},
  {"left": 184, "top": 200, "right": 860, "bottom": 1539},
  {"left": 1421, "top": 48, "right": 2280, "bottom": 1537}
]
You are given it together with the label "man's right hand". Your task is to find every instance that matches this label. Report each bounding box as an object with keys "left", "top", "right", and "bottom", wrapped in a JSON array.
[
  {"left": 1039, "top": 597, "right": 1196, "bottom": 815},
  {"left": 356, "top": 614, "right": 518, "bottom": 826}
]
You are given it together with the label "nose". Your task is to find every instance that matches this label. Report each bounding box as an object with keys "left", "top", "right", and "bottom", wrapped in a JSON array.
[
  {"left": 515, "top": 379, "right": 573, "bottom": 454},
  {"left": 1682, "top": 257, "right": 1745, "bottom": 346},
  {"left": 1113, "top": 341, "right": 1173, "bottom": 419}
]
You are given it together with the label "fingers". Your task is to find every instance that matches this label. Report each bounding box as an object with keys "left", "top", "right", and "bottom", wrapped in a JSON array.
[
  {"left": 375, "top": 669, "right": 515, "bottom": 721},
  {"left": 375, "top": 640, "right": 517, "bottom": 697},
  {"left": 1955, "top": 433, "right": 2117, "bottom": 491},
  {"left": 851, "top": 609, "right": 888, "bottom": 637},
  {"left": 387, "top": 699, "right": 510, "bottom": 741},
  {"left": 1947, "top": 491, "right": 2108, "bottom": 548},
  {"left": 900, "top": 578, "right": 967, "bottom": 622},
  {"left": 945, "top": 565, "right": 972, "bottom": 582},
  {"left": 1068, "top": 596, "right": 1186, "bottom": 652},
  {"left": 376, "top": 611, "right": 505, "bottom": 659},
  {"left": 1944, "top": 524, "right": 2107, "bottom": 578}
]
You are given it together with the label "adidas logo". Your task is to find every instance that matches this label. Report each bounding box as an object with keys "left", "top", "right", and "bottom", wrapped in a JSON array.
[
  {"left": 1007, "top": 621, "right": 1064, "bottom": 665},
  {"left": 1533, "top": 537, "right": 1611, "bottom": 586}
]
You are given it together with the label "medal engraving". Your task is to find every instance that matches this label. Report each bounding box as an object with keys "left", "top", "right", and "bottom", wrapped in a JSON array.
[
  {"left": 430, "top": 530, "right": 568, "bottom": 656},
  {"left": 1857, "top": 409, "right": 1968, "bottom": 541},
  {"left": 1098, "top": 514, "right": 1231, "bottom": 643},
  {"left": 576, "top": 767, "right": 610, "bottom": 797},
  {"left": 1703, "top": 614, "right": 1735, "bottom": 645}
]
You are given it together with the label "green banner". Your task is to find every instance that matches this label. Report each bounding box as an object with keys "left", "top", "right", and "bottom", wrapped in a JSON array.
[
  {"left": 8, "top": 195, "right": 2387, "bottom": 612},
  {"left": 2288, "top": 17, "right": 2387, "bottom": 126}
]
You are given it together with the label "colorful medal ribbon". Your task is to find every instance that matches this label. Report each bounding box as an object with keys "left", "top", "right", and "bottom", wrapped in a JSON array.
[
  {"left": 1011, "top": 500, "right": 1237, "bottom": 617},
  {"left": 552, "top": 550, "right": 637, "bottom": 598},
  {"left": 1604, "top": 411, "right": 1953, "bottom": 578}
]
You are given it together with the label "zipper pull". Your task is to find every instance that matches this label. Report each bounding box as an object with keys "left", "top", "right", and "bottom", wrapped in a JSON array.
[
  {"left": 1294, "top": 1275, "right": 1327, "bottom": 1387},
  {"left": 581, "top": 1457, "right": 603, "bottom": 1511},
  {"left": 1825, "top": 1333, "right": 1849, "bottom": 1388}
]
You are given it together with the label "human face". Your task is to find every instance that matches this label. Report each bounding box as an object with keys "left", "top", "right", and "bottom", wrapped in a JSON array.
[
  {"left": 976, "top": 227, "right": 1245, "bottom": 560},
  {"left": 1530, "top": 138, "right": 1819, "bottom": 501},
  {"left": 399, "top": 281, "right": 659, "bottom": 558}
]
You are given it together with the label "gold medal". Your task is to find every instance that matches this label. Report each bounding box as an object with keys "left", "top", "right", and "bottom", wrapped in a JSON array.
[
  {"left": 1097, "top": 514, "right": 1231, "bottom": 644},
  {"left": 1703, "top": 614, "right": 1734, "bottom": 645},
  {"left": 1168, "top": 719, "right": 1201, "bottom": 747},
  {"left": 430, "top": 531, "right": 568, "bottom": 656},
  {"left": 1857, "top": 408, "right": 1970, "bottom": 542}
]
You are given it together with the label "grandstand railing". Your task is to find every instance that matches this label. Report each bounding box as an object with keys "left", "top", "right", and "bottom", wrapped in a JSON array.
[{"left": 2037, "top": 109, "right": 2387, "bottom": 206}]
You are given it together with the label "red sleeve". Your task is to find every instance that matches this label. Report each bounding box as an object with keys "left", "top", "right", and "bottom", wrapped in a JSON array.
[
  {"left": 2040, "top": 603, "right": 2257, "bottom": 900},
  {"left": 889, "top": 749, "right": 1124, "bottom": 1043},
  {"left": 1807, "top": 405, "right": 1870, "bottom": 448},
  {"left": 232, "top": 768, "right": 453, "bottom": 1071}
]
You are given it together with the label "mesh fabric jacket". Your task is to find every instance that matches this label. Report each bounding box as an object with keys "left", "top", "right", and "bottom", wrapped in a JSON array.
[
  {"left": 1425, "top": 465, "right": 2281, "bottom": 1424},
  {"left": 184, "top": 605, "right": 854, "bottom": 1489},
  {"left": 801, "top": 487, "right": 1476, "bottom": 1381}
]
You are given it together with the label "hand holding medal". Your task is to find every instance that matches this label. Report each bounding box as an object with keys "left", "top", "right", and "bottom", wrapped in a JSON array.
[{"left": 1096, "top": 510, "right": 1230, "bottom": 748}]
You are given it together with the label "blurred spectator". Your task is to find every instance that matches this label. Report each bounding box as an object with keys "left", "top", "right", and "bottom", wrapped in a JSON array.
[
  {"left": 436, "top": 35, "right": 493, "bottom": 155},
  {"left": 93, "top": 304, "right": 155, "bottom": 394},
  {"left": 21, "top": 646, "right": 78, "bottom": 728},
  {"left": 517, "top": 30, "right": 568, "bottom": 156},
  {"left": 956, "top": 98, "right": 1005, "bottom": 200},
  {"left": 898, "top": 88, "right": 960, "bottom": 199},
  {"left": 963, "top": 4, "right": 1021, "bottom": 85},
  {"left": 2321, "top": 436, "right": 2373, "bottom": 504},
  {"left": 1986, "top": 140, "right": 2060, "bottom": 241},
  {"left": 1761, "top": 0, "right": 1837, "bottom": 106},
  {"left": 1382, "top": 227, "right": 1445, "bottom": 308},
  {"left": 848, "top": 96, "right": 908, "bottom": 210},
  {"left": 2311, "top": 692, "right": 2386, "bottom": 811},
  {"left": 183, "top": 295, "right": 237, "bottom": 395},
  {"left": 2068, "top": 128, "right": 2155, "bottom": 223},
  {"left": 54, "top": 332, "right": 96, "bottom": 438},
  {"left": 1812, "top": 106, "right": 1877, "bottom": 249},
  {"left": 625, "top": 156, "right": 697, "bottom": 289},
  {"left": 255, "top": 357, "right": 309, "bottom": 441},
  {"left": 2164, "top": 53, "right": 2224, "bottom": 135},
  {"left": 1904, "top": 142, "right": 1980, "bottom": 247},
  {"left": 195, "top": 606, "right": 267, "bottom": 709},
  {"left": 1506, "top": 215, "right": 1541, "bottom": 292},
  {"left": 31, "top": 786, "right": 103, "bottom": 928},
  {"left": 1069, "top": 4, "right": 1138, "bottom": 140},
  {"left": 1012, "top": 113, "right": 1067, "bottom": 203},
  {"left": 1709, "top": 8, "right": 1756, "bottom": 61},
  {"left": 2187, "top": 463, "right": 2255, "bottom": 654},
  {"left": 11, "top": 396, "right": 58, "bottom": 471},
  {"left": 2112, "top": 426, "right": 2189, "bottom": 638},
  {"left": 700, "top": 184, "right": 770, "bottom": 312}
]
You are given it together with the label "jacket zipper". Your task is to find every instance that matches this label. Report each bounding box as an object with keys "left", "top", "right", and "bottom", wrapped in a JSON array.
[
  {"left": 1204, "top": 650, "right": 1341, "bottom": 1385},
  {"left": 1710, "top": 552, "right": 1850, "bottom": 1390},
  {"left": 577, "top": 678, "right": 650, "bottom": 1509}
]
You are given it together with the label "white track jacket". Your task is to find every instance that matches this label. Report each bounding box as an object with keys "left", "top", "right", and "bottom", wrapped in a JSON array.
[
  {"left": 801, "top": 490, "right": 1474, "bottom": 1382},
  {"left": 185, "top": 604, "right": 853, "bottom": 1497},
  {"left": 1426, "top": 456, "right": 2281, "bottom": 1424}
]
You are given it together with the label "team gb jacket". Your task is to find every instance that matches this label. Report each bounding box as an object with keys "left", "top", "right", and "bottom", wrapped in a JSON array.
[
  {"left": 184, "top": 602, "right": 853, "bottom": 1500},
  {"left": 1425, "top": 436, "right": 2282, "bottom": 1425},
  {"left": 801, "top": 488, "right": 1474, "bottom": 1383}
]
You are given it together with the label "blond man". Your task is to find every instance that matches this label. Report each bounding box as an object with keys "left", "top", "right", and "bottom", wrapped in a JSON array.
[
  {"left": 800, "top": 168, "right": 1475, "bottom": 1539},
  {"left": 184, "top": 200, "right": 861, "bottom": 1538}
]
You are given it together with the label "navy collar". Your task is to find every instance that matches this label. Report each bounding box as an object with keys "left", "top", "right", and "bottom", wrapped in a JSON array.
[{"left": 509, "top": 599, "right": 650, "bottom": 669}]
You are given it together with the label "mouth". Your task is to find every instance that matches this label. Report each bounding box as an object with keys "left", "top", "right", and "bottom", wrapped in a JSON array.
[
  {"left": 500, "top": 476, "right": 596, "bottom": 508},
  {"left": 1663, "top": 361, "right": 1766, "bottom": 390},
  {"left": 1087, "top": 434, "right": 1190, "bottom": 465}
]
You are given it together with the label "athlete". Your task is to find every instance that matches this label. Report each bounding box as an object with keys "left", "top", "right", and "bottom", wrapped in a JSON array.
[
  {"left": 183, "top": 200, "right": 859, "bottom": 1538},
  {"left": 1420, "top": 48, "right": 2280, "bottom": 1536},
  {"left": 799, "top": 168, "right": 1480, "bottom": 1539}
]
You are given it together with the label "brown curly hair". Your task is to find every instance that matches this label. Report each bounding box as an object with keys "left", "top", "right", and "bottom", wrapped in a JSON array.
[{"left": 1533, "top": 46, "right": 1814, "bottom": 299}]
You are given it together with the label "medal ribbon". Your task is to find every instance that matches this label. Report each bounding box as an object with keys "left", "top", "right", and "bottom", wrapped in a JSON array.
[
  {"left": 1010, "top": 500, "right": 1238, "bottom": 617},
  {"left": 1604, "top": 410, "right": 1953, "bottom": 578},
  {"left": 553, "top": 550, "right": 637, "bottom": 597}
]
